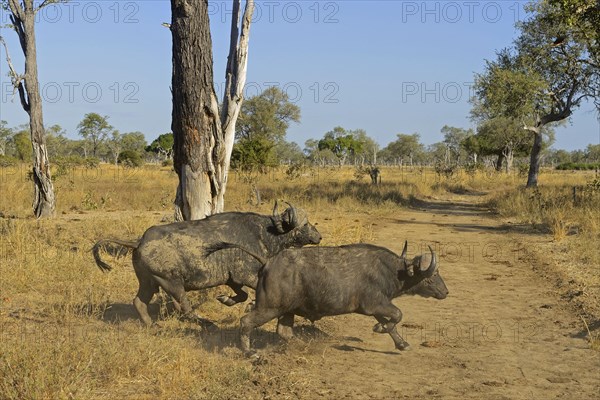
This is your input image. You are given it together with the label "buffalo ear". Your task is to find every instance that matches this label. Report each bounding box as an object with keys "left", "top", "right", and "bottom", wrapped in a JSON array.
[
  {"left": 400, "top": 258, "right": 415, "bottom": 277},
  {"left": 411, "top": 247, "right": 438, "bottom": 278}
]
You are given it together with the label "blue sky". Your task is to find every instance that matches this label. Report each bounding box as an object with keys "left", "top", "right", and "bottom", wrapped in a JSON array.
[{"left": 1, "top": 0, "right": 598, "bottom": 151}]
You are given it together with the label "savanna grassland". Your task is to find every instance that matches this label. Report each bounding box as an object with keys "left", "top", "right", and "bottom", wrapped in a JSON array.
[{"left": 0, "top": 164, "right": 599, "bottom": 399}]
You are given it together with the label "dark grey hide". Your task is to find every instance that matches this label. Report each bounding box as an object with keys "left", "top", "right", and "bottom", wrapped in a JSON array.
[
  {"left": 211, "top": 242, "right": 448, "bottom": 354},
  {"left": 92, "top": 202, "right": 322, "bottom": 326}
]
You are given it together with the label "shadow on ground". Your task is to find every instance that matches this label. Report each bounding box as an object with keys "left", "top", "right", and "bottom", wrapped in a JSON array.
[
  {"left": 99, "top": 301, "right": 332, "bottom": 353},
  {"left": 332, "top": 344, "right": 400, "bottom": 355}
]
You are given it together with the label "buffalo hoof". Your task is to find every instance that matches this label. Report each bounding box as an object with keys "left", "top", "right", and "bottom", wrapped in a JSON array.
[
  {"left": 181, "top": 314, "right": 218, "bottom": 331},
  {"left": 396, "top": 343, "right": 411, "bottom": 351},
  {"left": 244, "top": 349, "right": 258, "bottom": 359},
  {"left": 245, "top": 301, "right": 256, "bottom": 312},
  {"left": 216, "top": 295, "right": 237, "bottom": 307},
  {"left": 372, "top": 323, "right": 386, "bottom": 334},
  {"left": 199, "top": 319, "right": 219, "bottom": 333}
]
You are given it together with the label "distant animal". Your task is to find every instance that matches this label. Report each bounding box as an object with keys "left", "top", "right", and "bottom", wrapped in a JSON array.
[
  {"left": 92, "top": 201, "right": 322, "bottom": 326},
  {"left": 206, "top": 241, "right": 448, "bottom": 355}
]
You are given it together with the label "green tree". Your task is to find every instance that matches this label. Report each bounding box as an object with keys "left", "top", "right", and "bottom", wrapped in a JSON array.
[
  {"left": 303, "top": 139, "right": 320, "bottom": 157},
  {"left": 427, "top": 142, "right": 448, "bottom": 163},
  {"left": 275, "top": 141, "right": 305, "bottom": 164},
  {"left": 0, "top": 120, "right": 11, "bottom": 156},
  {"left": 232, "top": 136, "right": 277, "bottom": 171},
  {"left": 147, "top": 133, "right": 174, "bottom": 160},
  {"left": 351, "top": 129, "right": 379, "bottom": 164},
  {"left": 461, "top": 135, "right": 482, "bottom": 164},
  {"left": 45, "top": 124, "right": 69, "bottom": 158},
  {"left": 570, "top": 149, "right": 587, "bottom": 162},
  {"left": 121, "top": 132, "right": 147, "bottom": 154},
  {"left": 304, "top": 138, "right": 338, "bottom": 166},
  {"left": 12, "top": 130, "right": 32, "bottom": 161},
  {"left": 106, "top": 130, "right": 123, "bottom": 165},
  {"left": 440, "top": 126, "right": 474, "bottom": 165},
  {"left": 118, "top": 150, "right": 144, "bottom": 168},
  {"left": 236, "top": 86, "right": 301, "bottom": 142},
  {"left": 548, "top": 0, "right": 599, "bottom": 75},
  {"left": 77, "top": 113, "right": 113, "bottom": 158},
  {"left": 233, "top": 87, "right": 301, "bottom": 170},
  {"left": 378, "top": 133, "right": 425, "bottom": 165},
  {"left": 472, "top": 1, "right": 598, "bottom": 187},
  {"left": 475, "top": 118, "right": 532, "bottom": 172},
  {"left": 546, "top": 148, "right": 573, "bottom": 165},
  {"left": 317, "top": 127, "right": 367, "bottom": 165},
  {"left": 585, "top": 144, "right": 600, "bottom": 162}
]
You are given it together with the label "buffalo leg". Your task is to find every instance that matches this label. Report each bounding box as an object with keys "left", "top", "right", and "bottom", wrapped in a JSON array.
[
  {"left": 240, "top": 308, "right": 282, "bottom": 355},
  {"left": 217, "top": 281, "right": 249, "bottom": 307},
  {"left": 370, "top": 304, "right": 410, "bottom": 351},
  {"left": 276, "top": 313, "right": 295, "bottom": 339},
  {"left": 153, "top": 275, "right": 215, "bottom": 329},
  {"left": 133, "top": 277, "right": 159, "bottom": 326}
]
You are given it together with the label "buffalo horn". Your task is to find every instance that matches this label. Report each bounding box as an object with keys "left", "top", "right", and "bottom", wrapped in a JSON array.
[
  {"left": 423, "top": 245, "right": 438, "bottom": 277},
  {"left": 271, "top": 200, "right": 285, "bottom": 233},
  {"left": 400, "top": 240, "right": 408, "bottom": 259},
  {"left": 284, "top": 201, "right": 298, "bottom": 227}
]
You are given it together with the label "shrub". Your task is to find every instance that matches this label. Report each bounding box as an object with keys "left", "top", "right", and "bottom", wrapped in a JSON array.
[
  {"left": 118, "top": 150, "right": 143, "bottom": 168},
  {"left": 556, "top": 162, "right": 600, "bottom": 171},
  {"left": 0, "top": 155, "right": 18, "bottom": 167}
]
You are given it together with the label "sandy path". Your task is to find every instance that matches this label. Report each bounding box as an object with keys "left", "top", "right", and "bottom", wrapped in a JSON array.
[{"left": 269, "top": 195, "right": 600, "bottom": 399}]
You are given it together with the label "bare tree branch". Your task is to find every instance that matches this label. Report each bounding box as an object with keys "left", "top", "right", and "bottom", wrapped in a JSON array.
[
  {"left": 0, "top": 35, "right": 29, "bottom": 112},
  {"left": 36, "top": 0, "right": 67, "bottom": 13},
  {"left": 8, "top": 13, "right": 27, "bottom": 53},
  {"left": 213, "top": 0, "right": 255, "bottom": 212},
  {"left": 7, "top": 0, "right": 24, "bottom": 20},
  {"left": 221, "top": 0, "right": 254, "bottom": 130}
]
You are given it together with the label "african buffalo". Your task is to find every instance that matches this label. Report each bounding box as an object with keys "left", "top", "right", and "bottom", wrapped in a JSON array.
[
  {"left": 207, "top": 241, "right": 448, "bottom": 354},
  {"left": 92, "top": 201, "right": 321, "bottom": 326}
]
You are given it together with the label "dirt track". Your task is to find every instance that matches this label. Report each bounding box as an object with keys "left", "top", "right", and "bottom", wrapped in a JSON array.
[{"left": 247, "top": 194, "right": 599, "bottom": 399}]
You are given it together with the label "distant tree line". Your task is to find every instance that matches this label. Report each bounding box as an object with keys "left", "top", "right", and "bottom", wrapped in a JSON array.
[
  {"left": 2, "top": 94, "right": 597, "bottom": 172},
  {"left": 0, "top": 115, "right": 173, "bottom": 168}
]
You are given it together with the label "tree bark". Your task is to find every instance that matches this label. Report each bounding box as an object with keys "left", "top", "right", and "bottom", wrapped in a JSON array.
[
  {"left": 171, "top": 0, "right": 253, "bottom": 220},
  {"left": 6, "top": 0, "right": 55, "bottom": 218},
  {"left": 495, "top": 153, "right": 505, "bottom": 171},
  {"left": 171, "top": 0, "right": 221, "bottom": 220},
  {"left": 217, "top": 0, "right": 254, "bottom": 213},
  {"left": 526, "top": 129, "right": 543, "bottom": 188},
  {"left": 504, "top": 148, "right": 514, "bottom": 174},
  {"left": 501, "top": 145, "right": 514, "bottom": 174}
]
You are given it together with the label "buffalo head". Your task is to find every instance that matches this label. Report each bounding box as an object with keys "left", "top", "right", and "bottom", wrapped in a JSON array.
[
  {"left": 401, "top": 245, "right": 448, "bottom": 299},
  {"left": 271, "top": 200, "right": 322, "bottom": 246}
]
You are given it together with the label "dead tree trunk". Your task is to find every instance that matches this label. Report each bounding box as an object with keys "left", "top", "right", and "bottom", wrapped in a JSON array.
[
  {"left": 217, "top": 0, "right": 254, "bottom": 213},
  {"left": 171, "top": 0, "right": 254, "bottom": 220},
  {"left": 3, "top": 0, "right": 55, "bottom": 218},
  {"left": 171, "top": 0, "right": 220, "bottom": 220}
]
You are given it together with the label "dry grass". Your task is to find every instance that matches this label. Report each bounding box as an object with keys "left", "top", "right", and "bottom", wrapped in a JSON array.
[
  {"left": 485, "top": 171, "right": 600, "bottom": 330},
  {"left": 1, "top": 163, "right": 599, "bottom": 398}
]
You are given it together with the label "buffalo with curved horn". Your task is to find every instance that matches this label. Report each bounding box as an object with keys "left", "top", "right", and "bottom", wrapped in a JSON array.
[
  {"left": 93, "top": 200, "right": 321, "bottom": 326},
  {"left": 206, "top": 240, "right": 448, "bottom": 355}
]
